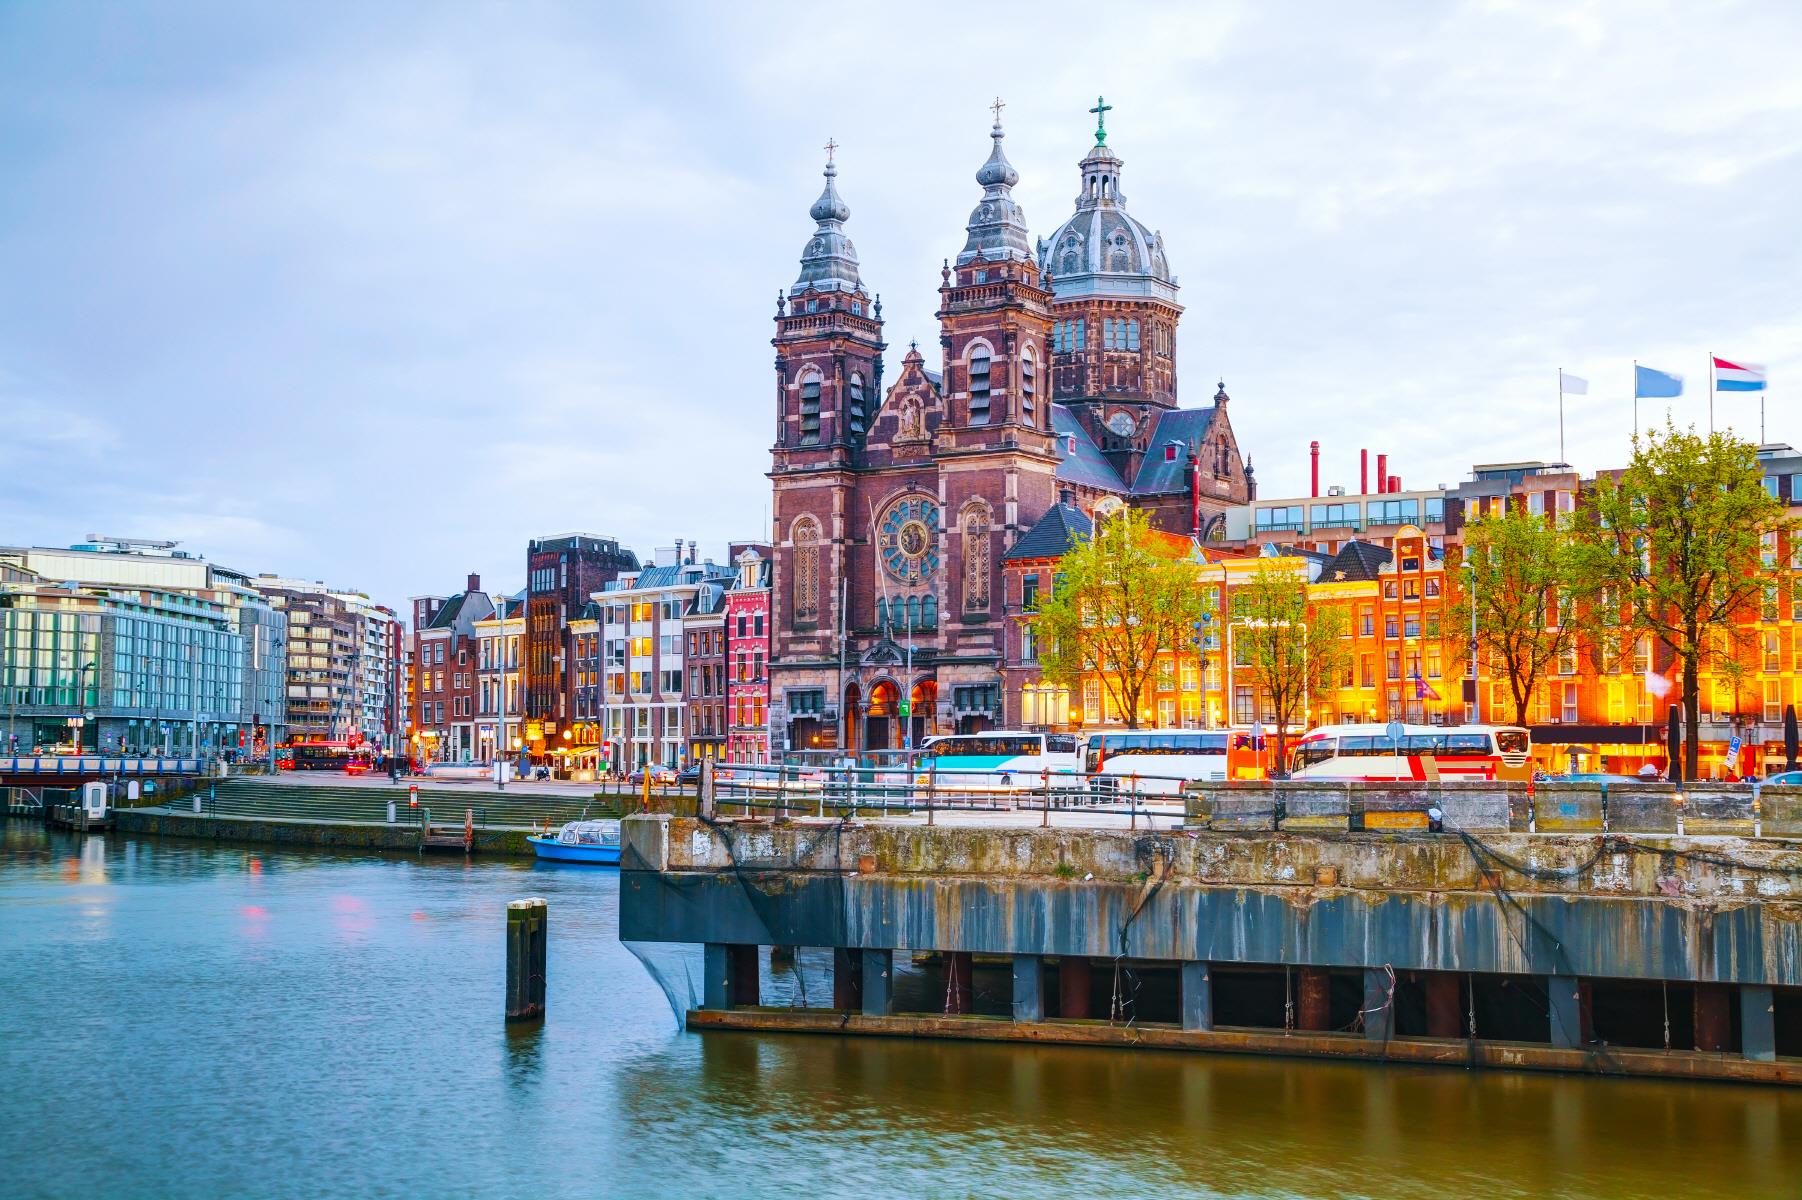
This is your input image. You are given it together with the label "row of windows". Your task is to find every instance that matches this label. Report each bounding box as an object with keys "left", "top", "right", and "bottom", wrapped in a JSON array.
[{"left": 877, "top": 594, "right": 939, "bottom": 633}]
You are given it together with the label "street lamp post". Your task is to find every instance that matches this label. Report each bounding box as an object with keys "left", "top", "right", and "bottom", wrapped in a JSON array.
[{"left": 1461, "top": 558, "right": 1480, "bottom": 723}]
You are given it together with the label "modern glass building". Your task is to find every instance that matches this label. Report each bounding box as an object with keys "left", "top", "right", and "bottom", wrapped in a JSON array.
[{"left": 0, "top": 539, "right": 288, "bottom": 756}]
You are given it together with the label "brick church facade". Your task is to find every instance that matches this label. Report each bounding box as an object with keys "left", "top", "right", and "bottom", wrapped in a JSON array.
[{"left": 767, "top": 103, "right": 1253, "bottom": 754}]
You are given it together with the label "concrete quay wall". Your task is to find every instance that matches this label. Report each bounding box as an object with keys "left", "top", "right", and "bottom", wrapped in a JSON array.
[
  {"left": 620, "top": 816, "right": 1802, "bottom": 987},
  {"left": 114, "top": 809, "right": 535, "bottom": 856}
]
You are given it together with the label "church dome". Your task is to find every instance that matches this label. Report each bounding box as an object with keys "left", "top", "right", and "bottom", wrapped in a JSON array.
[{"left": 1035, "top": 104, "right": 1176, "bottom": 303}]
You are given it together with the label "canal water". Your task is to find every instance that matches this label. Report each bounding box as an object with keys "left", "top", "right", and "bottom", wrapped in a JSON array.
[{"left": 4, "top": 826, "right": 1799, "bottom": 1200}]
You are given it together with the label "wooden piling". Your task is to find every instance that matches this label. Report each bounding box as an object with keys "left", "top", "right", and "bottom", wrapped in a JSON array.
[
  {"left": 505, "top": 898, "right": 548, "bottom": 1022},
  {"left": 1297, "top": 966, "right": 1332, "bottom": 1031},
  {"left": 1059, "top": 957, "right": 1093, "bottom": 1019}
]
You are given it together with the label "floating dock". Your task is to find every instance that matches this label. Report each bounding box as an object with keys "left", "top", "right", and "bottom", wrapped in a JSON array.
[{"left": 619, "top": 781, "right": 1802, "bottom": 1085}]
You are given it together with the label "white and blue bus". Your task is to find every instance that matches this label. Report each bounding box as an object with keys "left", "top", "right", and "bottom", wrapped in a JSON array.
[
  {"left": 1084, "top": 730, "right": 1232, "bottom": 794},
  {"left": 919, "top": 731, "right": 1082, "bottom": 791}
]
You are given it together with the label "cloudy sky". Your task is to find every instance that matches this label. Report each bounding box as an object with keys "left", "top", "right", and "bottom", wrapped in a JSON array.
[{"left": 2, "top": 1, "right": 1797, "bottom": 611}]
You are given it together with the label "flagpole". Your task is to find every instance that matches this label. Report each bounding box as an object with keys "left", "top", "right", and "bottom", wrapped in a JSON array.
[
  {"left": 1557, "top": 368, "right": 1566, "bottom": 462},
  {"left": 1632, "top": 359, "right": 1638, "bottom": 439},
  {"left": 1708, "top": 351, "right": 1714, "bottom": 434}
]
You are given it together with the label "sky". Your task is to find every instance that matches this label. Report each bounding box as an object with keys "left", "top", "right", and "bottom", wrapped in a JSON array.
[{"left": 2, "top": 1, "right": 1798, "bottom": 612}]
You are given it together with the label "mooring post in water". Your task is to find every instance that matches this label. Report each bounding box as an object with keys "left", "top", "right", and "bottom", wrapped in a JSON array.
[{"left": 505, "top": 898, "right": 548, "bottom": 1022}]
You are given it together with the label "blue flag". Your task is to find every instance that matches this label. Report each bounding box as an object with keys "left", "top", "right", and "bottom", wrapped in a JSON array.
[{"left": 1634, "top": 364, "right": 1684, "bottom": 398}]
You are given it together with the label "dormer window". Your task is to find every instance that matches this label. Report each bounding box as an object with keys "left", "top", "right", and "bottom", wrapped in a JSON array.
[
  {"left": 1164, "top": 443, "right": 1178, "bottom": 462},
  {"left": 968, "top": 349, "right": 991, "bottom": 425},
  {"left": 974, "top": 269, "right": 987, "bottom": 283},
  {"left": 799, "top": 375, "right": 822, "bottom": 445}
]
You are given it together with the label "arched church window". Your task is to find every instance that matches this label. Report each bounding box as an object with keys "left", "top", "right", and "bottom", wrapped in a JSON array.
[
  {"left": 921, "top": 594, "right": 938, "bottom": 630},
  {"left": 1020, "top": 347, "right": 1036, "bottom": 423},
  {"left": 799, "top": 371, "right": 822, "bottom": 445},
  {"left": 1127, "top": 320, "right": 1141, "bottom": 351},
  {"left": 847, "top": 373, "right": 866, "bottom": 439},
  {"left": 906, "top": 596, "right": 920, "bottom": 631},
  {"left": 968, "top": 347, "right": 991, "bottom": 425},
  {"left": 792, "top": 517, "right": 820, "bottom": 623},
  {"left": 963, "top": 508, "right": 991, "bottom": 612}
]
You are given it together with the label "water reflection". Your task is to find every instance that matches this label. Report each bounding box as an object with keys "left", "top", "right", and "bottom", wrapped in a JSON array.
[{"left": 1, "top": 830, "right": 1798, "bottom": 1200}]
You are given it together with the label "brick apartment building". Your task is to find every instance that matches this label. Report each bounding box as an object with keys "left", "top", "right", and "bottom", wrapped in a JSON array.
[
  {"left": 410, "top": 574, "right": 496, "bottom": 763},
  {"left": 523, "top": 533, "right": 638, "bottom": 762}
]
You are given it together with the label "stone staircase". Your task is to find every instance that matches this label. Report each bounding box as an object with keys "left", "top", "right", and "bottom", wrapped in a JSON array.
[{"left": 177, "top": 779, "right": 626, "bottom": 829}]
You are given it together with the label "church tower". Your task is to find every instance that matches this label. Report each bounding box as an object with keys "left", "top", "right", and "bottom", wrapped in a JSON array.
[
  {"left": 936, "top": 104, "right": 1056, "bottom": 457},
  {"left": 770, "top": 146, "right": 885, "bottom": 661},
  {"left": 1038, "top": 99, "right": 1184, "bottom": 487},
  {"left": 933, "top": 105, "right": 1061, "bottom": 689},
  {"left": 772, "top": 144, "right": 886, "bottom": 472}
]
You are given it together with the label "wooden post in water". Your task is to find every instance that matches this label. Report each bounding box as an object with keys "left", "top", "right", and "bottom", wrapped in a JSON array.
[{"left": 506, "top": 898, "right": 548, "bottom": 1022}]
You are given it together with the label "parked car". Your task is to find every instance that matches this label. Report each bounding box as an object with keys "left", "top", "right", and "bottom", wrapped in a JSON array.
[
  {"left": 1764, "top": 770, "right": 1802, "bottom": 786},
  {"left": 676, "top": 763, "right": 703, "bottom": 785},
  {"left": 626, "top": 766, "right": 677, "bottom": 787}
]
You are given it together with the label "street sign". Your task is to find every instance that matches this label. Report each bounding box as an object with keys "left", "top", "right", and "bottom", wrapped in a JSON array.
[{"left": 1386, "top": 720, "right": 1406, "bottom": 748}]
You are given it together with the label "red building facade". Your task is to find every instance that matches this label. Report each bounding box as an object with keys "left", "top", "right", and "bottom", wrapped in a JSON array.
[{"left": 725, "top": 547, "right": 772, "bottom": 761}]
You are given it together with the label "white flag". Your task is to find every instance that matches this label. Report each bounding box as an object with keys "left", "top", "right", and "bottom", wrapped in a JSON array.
[
  {"left": 1560, "top": 371, "right": 1589, "bottom": 395},
  {"left": 1644, "top": 666, "right": 1672, "bottom": 699}
]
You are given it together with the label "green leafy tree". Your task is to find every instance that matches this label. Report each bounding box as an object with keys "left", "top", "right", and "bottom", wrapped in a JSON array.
[
  {"left": 1572, "top": 421, "right": 1792, "bottom": 779},
  {"left": 1036, "top": 508, "right": 1199, "bottom": 730},
  {"left": 1450, "top": 504, "right": 1584, "bottom": 727},
  {"left": 1231, "top": 557, "right": 1351, "bottom": 771}
]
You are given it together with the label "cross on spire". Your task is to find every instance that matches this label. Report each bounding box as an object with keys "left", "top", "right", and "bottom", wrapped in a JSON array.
[
  {"left": 990, "top": 96, "right": 1006, "bottom": 125},
  {"left": 823, "top": 137, "right": 838, "bottom": 166},
  {"left": 1089, "top": 95, "right": 1112, "bottom": 144}
]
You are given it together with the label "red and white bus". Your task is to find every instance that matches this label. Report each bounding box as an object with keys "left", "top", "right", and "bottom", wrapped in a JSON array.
[
  {"left": 278, "top": 740, "right": 376, "bottom": 774},
  {"left": 1286, "top": 723, "right": 1532, "bottom": 783}
]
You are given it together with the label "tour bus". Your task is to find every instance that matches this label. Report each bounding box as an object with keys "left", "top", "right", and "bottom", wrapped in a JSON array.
[
  {"left": 1286, "top": 723, "right": 1533, "bottom": 783},
  {"left": 1084, "top": 730, "right": 1232, "bottom": 794},
  {"left": 918, "top": 731, "right": 1082, "bottom": 791},
  {"left": 279, "top": 741, "right": 375, "bottom": 774}
]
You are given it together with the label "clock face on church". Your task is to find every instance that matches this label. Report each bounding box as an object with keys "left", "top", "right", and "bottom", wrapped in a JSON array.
[{"left": 878, "top": 498, "right": 940, "bottom": 584}]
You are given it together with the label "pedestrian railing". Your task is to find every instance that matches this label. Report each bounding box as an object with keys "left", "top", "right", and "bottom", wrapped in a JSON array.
[{"left": 705, "top": 761, "right": 1190, "bottom": 828}]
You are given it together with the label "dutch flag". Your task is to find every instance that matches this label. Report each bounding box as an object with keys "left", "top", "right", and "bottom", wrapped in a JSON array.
[{"left": 1713, "top": 356, "right": 1768, "bottom": 392}]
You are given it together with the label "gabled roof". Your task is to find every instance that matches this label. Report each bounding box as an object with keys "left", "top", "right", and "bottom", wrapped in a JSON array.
[
  {"left": 1323, "top": 540, "right": 1392, "bottom": 583},
  {"left": 1132, "top": 407, "right": 1221, "bottom": 495},
  {"left": 424, "top": 592, "right": 467, "bottom": 630},
  {"left": 1051, "top": 406, "right": 1124, "bottom": 491},
  {"left": 1004, "top": 502, "right": 1094, "bottom": 562}
]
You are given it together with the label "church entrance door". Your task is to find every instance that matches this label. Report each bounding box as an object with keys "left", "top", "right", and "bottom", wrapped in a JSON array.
[{"left": 865, "top": 680, "right": 898, "bottom": 752}]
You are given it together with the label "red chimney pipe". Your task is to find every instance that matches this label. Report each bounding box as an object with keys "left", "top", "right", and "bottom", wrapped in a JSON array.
[
  {"left": 1388, "top": 475, "right": 1400, "bottom": 494},
  {"left": 1375, "top": 454, "right": 1387, "bottom": 494},
  {"left": 1360, "top": 449, "right": 1369, "bottom": 494},
  {"left": 1310, "top": 441, "right": 1320, "bottom": 498}
]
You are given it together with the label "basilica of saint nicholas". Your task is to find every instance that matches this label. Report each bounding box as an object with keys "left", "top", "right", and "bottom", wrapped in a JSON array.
[{"left": 766, "top": 100, "right": 1254, "bottom": 753}]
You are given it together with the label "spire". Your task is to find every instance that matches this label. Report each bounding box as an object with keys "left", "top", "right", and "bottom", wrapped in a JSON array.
[
  {"left": 791, "top": 139, "right": 863, "bottom": 296},
  {"left": 957, "top": 101, "right": 1032, "bottom": 265}
]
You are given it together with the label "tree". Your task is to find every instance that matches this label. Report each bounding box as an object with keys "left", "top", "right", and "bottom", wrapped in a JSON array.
[
  {"left": 1450, "top": 503, "right": 1584, "bottom": 727},
  {"left": 1231, "top": 557, "right": 1351, "bottom": 772},
  {"left": 1036, "top": 508, "right": 1200, "bottom": 731},
  {"left": 1572, "top": 421, "right": 1792, "bottom": 780}
]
